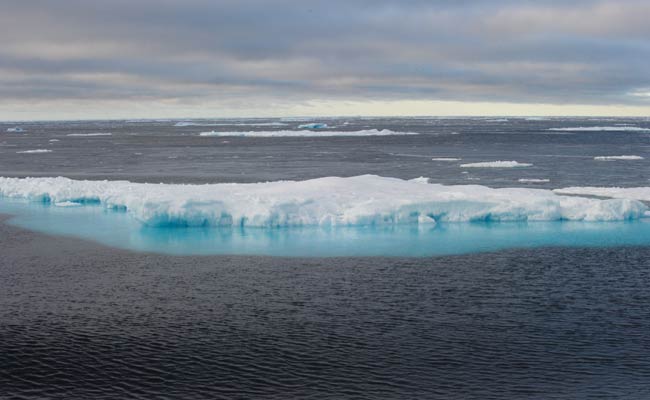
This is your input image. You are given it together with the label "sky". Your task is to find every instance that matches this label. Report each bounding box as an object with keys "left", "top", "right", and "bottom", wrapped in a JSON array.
[{"left": 1, "top": 0, "right": 649, "bottom": 120}]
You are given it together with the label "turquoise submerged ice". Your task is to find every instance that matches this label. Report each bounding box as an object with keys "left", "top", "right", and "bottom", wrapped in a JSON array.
[{"left": 0, "top": 175, "right": 649, "bottom": 257}]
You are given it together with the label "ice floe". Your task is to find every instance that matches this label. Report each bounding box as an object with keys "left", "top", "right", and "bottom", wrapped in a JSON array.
[
  {"left": 548, "top": 126, "right": 650, "bottom": 132},
  {"left": 66, "top": 133, "right": 112, "bottom": 137},
  {"left": 460, "top": 161, "right": 533, "bottom": 168},
  {"left": 0, "top": 175, "right": 646, "bottom": 228},
  {"left": 518, "top": 179, "right": 550, "bottom": 183},
  {"left": 16, "top": 149, "right": 52, "bottom": 154},
  {"left": 175, "top": 122, "right": 287, "bottom": 127},
  {"left": 297, "top": 123, "right": 328, "bottom": 129},
  {"left": 594, "top": 155, "right": 644, "bottom": 161},
  {"left": 199, "top": 129, "right": 418, "bottom": 137}
]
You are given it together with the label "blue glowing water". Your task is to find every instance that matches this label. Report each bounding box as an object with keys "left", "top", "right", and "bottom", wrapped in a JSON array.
[{"left": 2, "top": 198, "right": 650, "bottom": 257}]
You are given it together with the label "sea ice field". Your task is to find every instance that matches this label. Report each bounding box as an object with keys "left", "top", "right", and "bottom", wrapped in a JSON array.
[{"left": 1, "top": 116, "right": 649, "bottom": 257}]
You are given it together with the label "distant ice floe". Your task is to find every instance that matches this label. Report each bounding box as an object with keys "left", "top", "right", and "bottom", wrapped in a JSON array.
[
  {"left": 199, "top": 129, "right": 418, "bottom": 137},
  {"left": 548, "top": 126, "right": 650, "bottom": 132},
  {"left": 49, "top": 139, "right": 60, "bottom": 142},
  {"left": 518, "top": 179, "right": 550, "bottom": 183},
  {"left": 6, "top": 127, "right": 24, "bottom": 133},
  {"left": 297, "top": 123, "right": 328, "bottom": 129},
  {"left": 174, "top": 122, "right": 287, "bottom": 127},
  {"left": 0, "top": 175, "right": 647, "bottom": 228},
  {"left": 461, "top": 161, "right": 533, "bottom": 168},
  {"left": 66, "top": 133, "right": 112, "bottom": 137},
  {"left": 16, "top": 149, "right": 52, "bottom": 154},
  {"left": 554, "top": 187, "right": 650, "bottom": 203},
  {"left": 594, "top": 155, "right": 644, "bottom": 161},
  {"left": 431, "top": 157, "right": 461, "bottom": 161}
]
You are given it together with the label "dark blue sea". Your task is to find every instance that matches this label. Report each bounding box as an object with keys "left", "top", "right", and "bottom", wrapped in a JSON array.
[{"left": 1, "top": 117, "right": 650, "bottom": 398}]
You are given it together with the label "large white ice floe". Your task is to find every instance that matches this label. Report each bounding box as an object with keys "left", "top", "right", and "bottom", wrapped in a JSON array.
[
  {"left": 548, "top": 126, "right": 650, "bottom": 132},
  {"left": 460, "top": 161, "right": 532, "bottom": 168},
  {"left": 199, "top": 129, "right": 418, "bottom": 137},
  {"left": 0, "top": 175, "right": 647, "bottom": 228}
]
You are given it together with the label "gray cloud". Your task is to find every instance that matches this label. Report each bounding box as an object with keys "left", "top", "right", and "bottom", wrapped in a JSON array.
[{"left": 1, "top": 0, "right": 649, "bottom": 110}]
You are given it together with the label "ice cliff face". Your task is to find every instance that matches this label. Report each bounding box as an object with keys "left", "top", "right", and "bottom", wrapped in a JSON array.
[{"left": 0, "top": 175, "right": 647, "bottom": 228}]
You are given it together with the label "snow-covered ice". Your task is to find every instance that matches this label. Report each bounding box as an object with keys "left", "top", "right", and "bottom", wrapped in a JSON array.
[
  {"left": 297, "top": 123, "right": 328, "bottom": 129},
  {"left": 0, "top": 175, "right": 646, "bottom": 228},
  {"left": 594, "top": 155, "right": 644, "bottom": 161},
  {"left": 432, "top": 158, "right": 461, "bottom": 161},
  {"left": 554, "top": 187, "right": 650, "bottom": 203},
  {"left": 66, "top": 133, "right": 112, "bottom": 137},
  {"left": 199, "top": 129, "right": 418, "bottom": 137},
  {"left": 548, "top": 126, "right": 650, "bottom": 132},
  {"left": 518, "top": 179, "right": 550, "bottom": 183},
  {"left": 16, "top": 149, "right": 52, "bottom": 154},
  {"left": 175, "top": 122, "right": 287, "bottom": 127},
  {"left": 460, "top": 161, "right": 533, "bottom": 168}
]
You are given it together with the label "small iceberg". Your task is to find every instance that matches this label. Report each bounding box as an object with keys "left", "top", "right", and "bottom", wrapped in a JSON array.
[
  {"left": 6, "top": 127, "right": 24, "bottom": 133},
  {"left": 16, "top": 149, "right": 52, "bottom": 154},
  {"left": 66, "top": 133, "right": 112, "bottom": 137},
  {"left": 199, "top": 129, "right": 418, "bottom": 137},
  {"left": 549, "top": 126, "right": 650, "bottom": 132},
  {"left": 431, "top": 157, "right": 461, "bottom": 162},
  {"left": 594, "top": 155, "right": 644, "bottom": 161},
  {"left": 518, "top": 178, "right": 550, "bottom": 183},
  {"left": 461, "top": 161, "right": 533, "bottom": 168},
  {"left": 298, "top": 123, "right": 328, "bottom": 129}
]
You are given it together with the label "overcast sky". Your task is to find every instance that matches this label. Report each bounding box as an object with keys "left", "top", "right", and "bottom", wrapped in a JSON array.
[{"left": 1, "top": 0, "right": 649, "bottom": 120}]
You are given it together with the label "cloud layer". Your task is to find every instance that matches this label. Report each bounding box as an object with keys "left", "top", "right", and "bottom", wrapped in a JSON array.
[{"left": 1, "top": 0, "right": 649, "bottom": 118}]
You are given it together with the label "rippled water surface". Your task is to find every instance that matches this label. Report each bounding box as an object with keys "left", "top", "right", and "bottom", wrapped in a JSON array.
[{"left": 1, "top": 225, "right": 650, "bottom": 399}]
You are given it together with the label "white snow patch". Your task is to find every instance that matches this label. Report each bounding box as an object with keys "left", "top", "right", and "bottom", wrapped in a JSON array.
[
  {"left": 16, "top": 149, "right": 52, "bottom": 154},
  {"left": 297, "top": 123, "right": 328, "bottom": 129},
  {"left": 199, "top": 129, "right": 418, "bottom": 137},
  {"left": 66, "top": 133, "right": 112, "bottom": 137},
  {"left": 461, "top": 161, "right": 533, "bottom": 168},
  {"left": 175, "top": 121, "right": 287, "bottom": 127},
  {"left": 548, "top": 126, "right": 650, "bottom": 132},
  {"left": 518, "top": 179, "right": 550, "bottom": 183},
  {"left": 554, "top": 187, "right": 650, "bottom": 204},
  {"left": 594, "top": 155, "right": 644, "bottom": 161},
  {"left": 0, "top": 175, "right": 646, "bottom": 227}
]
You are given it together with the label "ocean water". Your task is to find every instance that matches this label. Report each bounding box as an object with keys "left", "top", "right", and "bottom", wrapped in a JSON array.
[
  {"left": 1, "top": 227, "right": 650, "bottom": 399},
  {"left": 2, "top": 117, "right": 650, "bottom": 399},
  {"left": 1, "top": 117, "right": 649, "bottom": 187}
]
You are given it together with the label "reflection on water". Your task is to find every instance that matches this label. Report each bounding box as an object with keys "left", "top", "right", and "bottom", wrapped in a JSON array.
[{"left": 2, "top": 198, "right": 650, "bottom": 257}]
